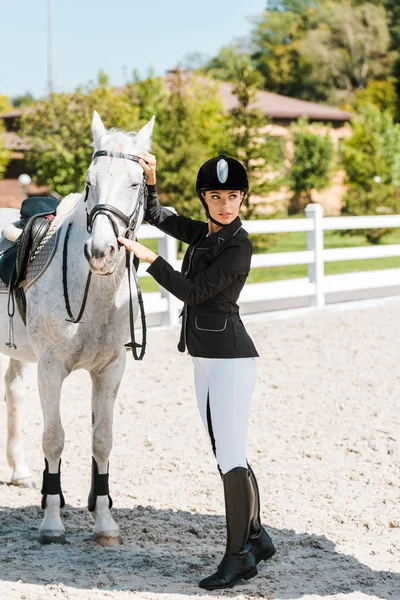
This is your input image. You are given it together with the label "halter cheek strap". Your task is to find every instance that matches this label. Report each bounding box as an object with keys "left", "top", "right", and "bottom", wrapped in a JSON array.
[
  {"left": 63, "top": 149, "right": 147, "bottom": 361},
  {"left": 85, "top": 150, "right": 147, "bottom": 239}
]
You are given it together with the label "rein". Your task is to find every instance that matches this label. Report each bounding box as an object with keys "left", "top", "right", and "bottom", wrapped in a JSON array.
[{"left": 62, "top": 150, "right": 147, "bottom": 360}]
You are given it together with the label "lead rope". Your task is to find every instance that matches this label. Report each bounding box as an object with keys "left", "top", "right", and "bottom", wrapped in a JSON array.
[
  {"left": 62, "top": 222, "right": 147, "bottom": 360},
  {"left": 62, "top": 222, "right": 92, "bottom": 323},
  {"left": 124, "top": 247, "right": 146, "bottom": 360}
]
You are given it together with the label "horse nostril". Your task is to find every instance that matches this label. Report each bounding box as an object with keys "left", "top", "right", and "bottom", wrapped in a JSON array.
[
  {"left": 108, "top": 244, "right": 116, "bottom": 259},
  {"left": 84, "top": 241, "right": 92, "bottom": 260}
]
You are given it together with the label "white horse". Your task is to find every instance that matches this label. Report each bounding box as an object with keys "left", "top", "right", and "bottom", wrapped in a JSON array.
[{"left": 0, "top": 111, "right": 154, "bottom": 545}]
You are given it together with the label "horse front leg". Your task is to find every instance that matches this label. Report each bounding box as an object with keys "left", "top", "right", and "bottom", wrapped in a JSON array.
[
  {"left": 37, "top": 358, "right": 67, "bottom": 544},
  {"left": 88, "top": 351, "right": 125, "bottom": 546},
  {"left": 4, "top": 358, "right": 35, "bottom": 488}
]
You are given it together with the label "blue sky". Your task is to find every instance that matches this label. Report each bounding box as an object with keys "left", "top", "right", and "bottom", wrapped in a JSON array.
[{"left": 1, "top": 0, "right": 266, "bottom": 99}]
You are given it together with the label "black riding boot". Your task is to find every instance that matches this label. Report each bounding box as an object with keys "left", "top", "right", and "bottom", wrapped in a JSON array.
[
  {"left": 248, "top": 464, "right": 276, "bottom": 564},
  {"left": 199, "top": 467, "right": 258, "bottom": 590}
]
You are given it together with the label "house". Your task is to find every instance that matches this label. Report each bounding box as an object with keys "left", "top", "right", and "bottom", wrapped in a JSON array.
[
  {"left": 0, "top": 78, "right": 352, "bottom": 211},
  {"left": 0, "top": 109, "right": 48, "bottom": 208}
]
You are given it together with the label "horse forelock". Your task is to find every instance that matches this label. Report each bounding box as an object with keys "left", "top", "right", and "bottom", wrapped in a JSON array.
[
  {"left": 98, "top": 129, "right": 140, "bottom": 155},
  {"left": 99, "top": 127, "right": 151, "bottom": 156}
]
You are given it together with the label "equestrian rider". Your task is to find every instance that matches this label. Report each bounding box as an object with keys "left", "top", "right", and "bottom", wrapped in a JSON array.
[{"left": 118, "top": 152, "right": 276, "bottom": 590}]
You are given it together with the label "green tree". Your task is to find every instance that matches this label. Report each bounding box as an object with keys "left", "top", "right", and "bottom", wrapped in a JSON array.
[
  {"left": 0, "top": 95, "right": 13, "bottom": 114},
  {"left": 251, "top": 8, "right": 314, "bottom": 98},
  {"left": 342, "top": 104, "right": 400, "bottom": 242},
  {"left": 202, "top": 44, "right": 254, "bottom": 83},
  {"left": 299, "top": 1, "right": 394, "bottom": 104},
  {"left": 288, "top": 117, "right": 334, "bottom": 214},
  {"left": 21, "top": 72, "right": 139, "bottom": 196},
  {"left": 12, "top": 92, "right": 35, "bottom": 108},
  {"left": 350, "top": 79, "right": 397, "bottom": 117},
  {"left": 125, "top": 69, "right": 167, "bottom": 127},
  {"left": 0, "top": 119, "right": 11, "bottom": 178},
  {"left": 267, "top": 0, "right": 318, "bottom": 12},
  {"left": 150, "top": 69, "right": 231, "bottom": 221},
  {"left": 223, "top": 54, "right": 286, "bottom": 218}
]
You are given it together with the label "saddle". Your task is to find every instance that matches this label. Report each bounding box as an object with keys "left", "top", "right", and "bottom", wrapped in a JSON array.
[
  {"left": 0, "top": 197, "right": 59, "bottom": 287},
  {"left": 0, "top": 197, "right": 59, "bottom": 331}
]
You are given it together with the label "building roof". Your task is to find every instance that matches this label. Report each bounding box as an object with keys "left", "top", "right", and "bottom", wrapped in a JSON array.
[
  {"left": 0, "top": 109, "right": 25, "bottom": 119},
  {"left": 218, "top": 81, "right": 352, "bottom": 122},
  {"left": 3, "top": 132, "right": 30, "bottom": 151},
  {"left": 0, "top": 77, "right": 353, "bottom": 127}
]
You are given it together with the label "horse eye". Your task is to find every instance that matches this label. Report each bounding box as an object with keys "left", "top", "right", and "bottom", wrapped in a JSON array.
[
  {"left": 131, "top": 183, "right": 139, "bottom": 189},
  {"left": 85, "top": 181, "right": 92, "bottom": 187}
]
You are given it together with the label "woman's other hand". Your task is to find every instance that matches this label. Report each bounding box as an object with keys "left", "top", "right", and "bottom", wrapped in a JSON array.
[
  {"left": 137, "top": 152, "right": 156, "bottom": 185},
  {"left": 118, "top": 238, "right": 158, "bottom": 264}
]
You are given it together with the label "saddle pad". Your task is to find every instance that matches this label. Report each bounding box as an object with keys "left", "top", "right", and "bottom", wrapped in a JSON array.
[
  {"left": 0, "top": 222, "right": 60, "bottom": 293},
  {"left": 0, "top": 232, "right": 16, "bottom": 293},
  {"left": 25, "top": 224, "right": 60, "bottom": 290}
]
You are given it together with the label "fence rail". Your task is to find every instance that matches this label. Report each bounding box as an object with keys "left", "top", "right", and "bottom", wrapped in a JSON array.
[{"left": 138, "top": 205, "right": 400, "bottom": 326}]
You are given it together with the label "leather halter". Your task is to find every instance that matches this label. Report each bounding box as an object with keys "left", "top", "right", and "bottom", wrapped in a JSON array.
[
  {"left": 86, "top": 150, "right": 147, "bottom": 239},
  {"left": 62, "top": 149, "right": 147, "bottom": 360}
]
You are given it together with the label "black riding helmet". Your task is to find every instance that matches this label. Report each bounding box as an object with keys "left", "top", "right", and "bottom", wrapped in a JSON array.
[{"left": 196, "top": 155, "right": 248, "bottom": 226}]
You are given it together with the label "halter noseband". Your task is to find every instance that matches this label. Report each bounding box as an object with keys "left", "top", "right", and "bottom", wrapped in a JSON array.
[{"left": 85, "top": 150, "right": 147, "bottom": 240}]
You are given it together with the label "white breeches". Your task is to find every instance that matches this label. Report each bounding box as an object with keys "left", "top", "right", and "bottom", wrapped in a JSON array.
[{"left": 192, "top": 357, "right": 256, "bottom": 475}]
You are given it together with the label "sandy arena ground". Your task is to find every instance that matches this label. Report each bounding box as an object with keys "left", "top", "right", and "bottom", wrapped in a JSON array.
[{"left": 0, "top": 299, "right": 399, "bottom": 600}]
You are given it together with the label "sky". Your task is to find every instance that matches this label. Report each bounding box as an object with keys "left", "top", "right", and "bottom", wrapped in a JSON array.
[{"left": 1, "top": 0, "right": 267, "bottom": 99}]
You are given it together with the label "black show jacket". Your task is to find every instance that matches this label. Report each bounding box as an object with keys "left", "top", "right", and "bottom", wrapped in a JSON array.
[{"left": 145, "top": 185, "right": 258, "bottom": 359}]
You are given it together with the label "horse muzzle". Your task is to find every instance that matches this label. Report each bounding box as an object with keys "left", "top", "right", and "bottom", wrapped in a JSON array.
[{"left": 84, "top": 240, "right": 118, "bottom": 275}]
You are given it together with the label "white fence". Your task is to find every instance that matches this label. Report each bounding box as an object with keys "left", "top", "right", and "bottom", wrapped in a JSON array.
[{"left": 138, "top": 204, "right": 400, "bottom": 327}]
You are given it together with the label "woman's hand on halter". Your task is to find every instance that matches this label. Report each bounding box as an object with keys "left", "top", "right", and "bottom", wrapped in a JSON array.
[
  {"left": 117, "top": 238, "right": 158, "bottom": 264},
  {"left": 137, "top": 152, "right": 156, "bottom": 185}
]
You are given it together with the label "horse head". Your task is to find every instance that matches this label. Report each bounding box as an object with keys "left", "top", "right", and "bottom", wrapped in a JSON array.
[{"left": 83, "top": 111, "right": 155, "bottom": 275}]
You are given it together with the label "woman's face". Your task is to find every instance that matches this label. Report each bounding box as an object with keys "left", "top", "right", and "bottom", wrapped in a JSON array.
[{"left": 203, "top": 189, "right": 244, "bottom": 225}]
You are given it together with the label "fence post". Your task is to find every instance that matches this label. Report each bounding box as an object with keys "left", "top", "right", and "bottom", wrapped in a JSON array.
[
  {"left": 156, "top": 210, "right": 180, "bottom": 327},
  {"left": 305, "top": 203, "right": 325, "bottom": 308}
]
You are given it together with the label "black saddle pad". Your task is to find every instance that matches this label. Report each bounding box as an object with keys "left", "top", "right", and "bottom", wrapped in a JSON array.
[{"left": 0, "top": 244, "right": 18, "bottom": 285}]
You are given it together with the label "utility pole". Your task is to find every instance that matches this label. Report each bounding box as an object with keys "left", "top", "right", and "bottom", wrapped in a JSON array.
[{"left": 48, "top": 0, "right": 54, "bottom": 95}]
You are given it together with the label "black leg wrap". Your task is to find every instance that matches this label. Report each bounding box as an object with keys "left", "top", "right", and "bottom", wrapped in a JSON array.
[
  {"left": 88, "top": 457, "right": 113, "bottom": 512},
  {"left": 41, "top": 458, "right": 65, "bottom": 510}
]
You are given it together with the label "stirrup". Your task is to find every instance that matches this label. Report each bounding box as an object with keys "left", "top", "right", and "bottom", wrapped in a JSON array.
[
  {"left": 6, "top": 314, "right": 17, "bottom": 350},
  {"left": 5, "top": 287, "right": 17, "bottom": 350}
]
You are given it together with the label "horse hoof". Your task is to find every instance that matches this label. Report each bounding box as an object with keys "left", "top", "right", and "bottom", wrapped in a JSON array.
[
  {"left": 94, "top": 534, "right": 120, "bottom": 547},
  {"left": 39, "top": 532, "right": 66, "bottom": 545},
  {"left": 11, "top": 476, "right": 36, "bottom": 489}
]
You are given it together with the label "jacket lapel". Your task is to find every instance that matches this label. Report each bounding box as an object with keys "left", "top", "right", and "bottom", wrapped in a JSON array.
[{"left": 199, "top": 217, "right": 243, "bottom": 249}]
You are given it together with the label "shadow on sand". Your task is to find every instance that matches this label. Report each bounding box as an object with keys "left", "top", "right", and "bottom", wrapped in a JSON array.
[{"left": 0, "top": 503, "right": 398, "bottom": 598}]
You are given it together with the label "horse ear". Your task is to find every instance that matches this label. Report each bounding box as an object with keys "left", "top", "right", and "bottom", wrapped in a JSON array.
[
  {"left": 135, "top": 116, "right": 155, "bottom": 152},
  {"left": 92, "top": 111, "right": 107, "bottom": 149}
]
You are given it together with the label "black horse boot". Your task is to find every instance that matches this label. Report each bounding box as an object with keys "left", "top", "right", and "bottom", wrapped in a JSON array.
[
  {"left": 248, "top": 464, "right": 276, "bottom": 564},
  {"left": 199, "top": 467, "right": 258, "bottom": 590}
]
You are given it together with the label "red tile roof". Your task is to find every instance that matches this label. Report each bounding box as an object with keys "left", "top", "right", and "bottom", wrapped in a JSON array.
[
  {"left": 218, "top": 81, "right": 352, "bottom": 122},
  {"left": 3, "top": 132, "right": 30, "bottom": 151}
]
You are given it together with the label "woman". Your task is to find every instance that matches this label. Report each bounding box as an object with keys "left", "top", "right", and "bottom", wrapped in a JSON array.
[{"left": 118, "top": 153, "right": 276, "bottom": 590}]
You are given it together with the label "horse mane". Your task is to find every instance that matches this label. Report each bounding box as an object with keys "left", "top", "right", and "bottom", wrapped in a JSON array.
[{"left": 53, "top": 192, "right": 82, "bottom": 226}]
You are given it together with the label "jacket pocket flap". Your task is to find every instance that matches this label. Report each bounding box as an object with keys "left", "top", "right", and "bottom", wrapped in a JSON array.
[{"left": 195, "top": 316, "right": 227, "bottom": 332}]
